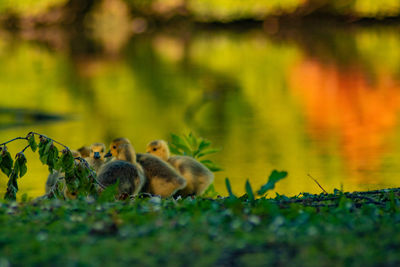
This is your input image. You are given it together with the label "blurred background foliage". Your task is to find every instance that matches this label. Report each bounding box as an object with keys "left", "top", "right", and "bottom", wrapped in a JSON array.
[
  {"left": 1, "top": 0, "right": 400, "bottom": 21},
  {"left": 1, "top": 0, "right": 400, "bottom": 197}
]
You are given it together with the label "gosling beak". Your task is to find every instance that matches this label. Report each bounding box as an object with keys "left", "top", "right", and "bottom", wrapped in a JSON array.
[
  {"left": 94, "top": 152, "right": 101, "bottom": 159},
  {"left": 105, "top": 151, "right": 112, "bottom": 158}
]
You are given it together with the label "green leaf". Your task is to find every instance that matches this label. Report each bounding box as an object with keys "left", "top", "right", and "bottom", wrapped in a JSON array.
[
  {"left": 60, "top": 149, "right": 74, "bottom": 172},
  {"left": 225, "top": 178, "right": 235, "bottom": 198},
  {"left": 5, "top": 171, "right": 18, "bottom": 200},
  {"left": 8, "top": 171, "right": 18, "bottom": 190},
  {"left": 170, "top": 134, "right": 192, "bottom": 156},
  {"left": 0, "top": 149, "right": 13, "bottom": 177},
  {"left": 169, "top": 145, "right": 181, "bottom": 155},
  {"left": 200, "top": 160, "right": 223, "bottom": 172},
  {"left": 19, "top": 164, "right": 27, "bottom": 178},
  {"left": 38, "top": 137, "right": 51, "bottom": 165},
  {"left": 257, "top": 170, "right": 288, "bottom": 196},
  {"left": 4, "top": 185, "right": 17, "bottom": 201},
  {"left": 47, "top": 145, "right": 59, "bottom": 172},
  {"left": 184, "top": 132, "right": 197, "bottom": 151},
  {"left": 44, "top": 140, "right": 52, "bottom": 155},
  {"left": 28, "top": 134, "right": 37, "bottom": 152},
  {"left": 15, "top": 153, "right": 27, "bottom": 178},
  {"left": 13, "top": 160, "right": 20, "bottom": 178},
  {"left": 76, "top": 161, "right": 90, "bottom": 183},
  {"left": 196, "top": 148, "right": 220, "bottom": 158},
  {"left": 198, "top": 139, "right": 211, "bottom": 151},
  {"left": 245, "top": 179, "right": 255, "bottom": 202}
]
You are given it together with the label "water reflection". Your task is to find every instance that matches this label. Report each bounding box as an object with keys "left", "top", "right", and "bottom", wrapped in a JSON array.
[{"left": 1, "top": 24, "right": 400, "bottom": 197}]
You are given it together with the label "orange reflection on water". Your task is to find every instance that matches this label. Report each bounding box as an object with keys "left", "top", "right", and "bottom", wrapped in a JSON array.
[{"left": 290, "top": 58, "right": 400, "bottom": 184}]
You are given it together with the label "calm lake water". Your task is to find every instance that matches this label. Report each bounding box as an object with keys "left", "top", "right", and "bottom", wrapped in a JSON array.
[{"left": 1, "top": 23, "right": 400, "bottom": 197}]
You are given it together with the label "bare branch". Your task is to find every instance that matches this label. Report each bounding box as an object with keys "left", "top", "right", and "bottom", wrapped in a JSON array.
[
  {"left": 0, "top": 137, "right": 28, "bottom": 147},
  {"left": 308, "top": 174, "right": 328, "bottom": 194}
]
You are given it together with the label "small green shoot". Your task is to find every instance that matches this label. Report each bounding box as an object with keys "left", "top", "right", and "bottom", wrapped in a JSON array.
[
  {"left": 245, "top": 179, "right": 255, "bottom": 202},
  {"left": 225, "top": 178, "right": 236, "bottom": 198},
  {"left": 257, "top": 170, "right": 288, "bottom": 196},
  {"left": 169, "top": 132, "right": 222, "bottom": 172}
]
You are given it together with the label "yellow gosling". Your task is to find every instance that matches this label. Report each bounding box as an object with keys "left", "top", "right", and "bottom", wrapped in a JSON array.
[
  {"left": 77, "top": 146, "right": 90, "bottom": 158},
  {"left": 85, "top": 143, "right": 106, "bottom": 173},
  {"left": 146, "top": 140, "right": 214, "bottom": 197},
  {"left": 97, "top": 141, "right": 145, "bottom": 198}
]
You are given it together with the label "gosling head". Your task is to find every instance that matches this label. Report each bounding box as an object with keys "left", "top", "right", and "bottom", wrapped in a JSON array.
[
  {"left": 105, "top": 138, "right": 136, "bottom": 163},
  {"left": 146, "top": 140, "right": 170, "bottom": 161},
  {"left": 106, "top": 137, "right": 131, "bottom": 158},
  {"left": 89, "top": 143, "right": 106, "bottom": 160},
  {"left": 77, "top": 146, "right": 90, "bottom": 158}
]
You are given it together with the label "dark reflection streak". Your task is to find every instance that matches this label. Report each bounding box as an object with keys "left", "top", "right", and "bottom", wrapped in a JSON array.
[
  {"left": 0, "top": 108, "right": 69, "bottom": 130},
  {"left": 0, "top": 108, "right": 68, "bottom": 122}
]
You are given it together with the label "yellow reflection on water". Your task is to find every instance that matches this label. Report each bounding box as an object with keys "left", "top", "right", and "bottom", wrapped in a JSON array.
[{"left": 2, "top": 27, "right": 400, "bottom": 198}]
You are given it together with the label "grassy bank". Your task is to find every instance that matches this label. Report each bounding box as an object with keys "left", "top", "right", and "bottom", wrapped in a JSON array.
[{"left": 1, "top": 188, "right": 400, "bottom": 266}]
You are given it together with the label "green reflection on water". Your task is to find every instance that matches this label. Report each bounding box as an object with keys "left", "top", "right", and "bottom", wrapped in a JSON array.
[{"left": 1, "top": 25, "right": 400, "bottom": 198}]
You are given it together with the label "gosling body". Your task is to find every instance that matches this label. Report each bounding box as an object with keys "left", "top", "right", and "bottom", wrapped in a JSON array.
[
  {"left": 97, "top": 160, "right": 145, "bottom": 197},
  {"left": 108, "top": 138, "right": 186, "bottom": 198},
  {"left": 146, "top": 140, "right": 214, "bottom": 196},
  {"left": 136, "top": 153, "right": 186, "bottom": 198},
  {"left": 98, "top": 141, "right": 145, "bottom": 198}
]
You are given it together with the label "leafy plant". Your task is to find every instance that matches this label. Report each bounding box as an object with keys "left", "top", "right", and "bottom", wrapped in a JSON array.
[
  {"left": 225, "top": 170, "right": 288, "bottom": 201},
  {"left": 0, "top": 132, "right": 97, "bottom": 200},
  {"left": 257, "top": 170, "right": 288, "bottom": 197},
  {"left": 169, "top": 132, "right": 222, "bottom": 172}
]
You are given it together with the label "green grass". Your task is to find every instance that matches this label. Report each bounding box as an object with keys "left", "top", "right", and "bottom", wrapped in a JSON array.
[
  {"left": 1, "top": 189, "right": 400, "bottom": 266},
  {"left": 1, "top": 133, "right": 399, "bottom": 265}
]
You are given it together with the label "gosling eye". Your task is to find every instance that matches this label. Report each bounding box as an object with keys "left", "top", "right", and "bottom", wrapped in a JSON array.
[
  {"left": 113, "top": 145, "right": 116, "bottom": 149},
  {"left": 152, "top": 148, "right": 157, "bottom": 151}
]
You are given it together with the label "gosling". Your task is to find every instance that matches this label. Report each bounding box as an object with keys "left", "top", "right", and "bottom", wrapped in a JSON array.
[
  {"left": 108, "top": 138, "right": 187, "bottom": 198},
  {"left": 77, "top": 146, "right": 90, "bottom": 158},
  {"left": 146, "top": 140, "right": 214, "bottom": 197},
  {"left": 85, "top": 143, "right": 106, "bottom": 173},
  {"left": 97, "top": 142, "right": 145, "bottom": 198}
]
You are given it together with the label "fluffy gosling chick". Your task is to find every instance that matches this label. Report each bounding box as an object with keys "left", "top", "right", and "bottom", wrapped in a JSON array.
[
  {"left": 97, "top": 142, "right": 145, "bottom": 198},
  {"left": 146, "top": 140, "right": 214, "bottom": 196},
  {"left": 108, "top": 138, "right": 186, "bottom": 198},
  {"left": 85, "top": 143, "right": 106, "bottom": 173},
  {"left": 77, "top": 146, "right": 90, "bottom": 158}
]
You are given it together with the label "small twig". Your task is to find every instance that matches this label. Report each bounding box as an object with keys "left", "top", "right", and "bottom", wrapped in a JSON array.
[
  {"left": 308, "top": 174, "right": 328, "bottom": 194},
  {"left": 21, "top": 145, "right": 31, "bottom": 153},
  {"left": 343, "top": 194, "right": 384, "bottom": 206},
  {"left": 0, "top": 132, "right": 70, "bottom": 151},
  {"left": 351, "top": 188, "right": 400, "bottom": 196},
  {"left": 0, "top": 137, "right": 28, "bottom": 147},
  {"left": 29, "top": 132, "right": 69, "bottom": 150}
]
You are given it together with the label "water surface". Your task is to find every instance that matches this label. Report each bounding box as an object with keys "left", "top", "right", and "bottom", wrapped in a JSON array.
[{"left": 1, "top": 24, "right": 400, "bottom": 197}]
